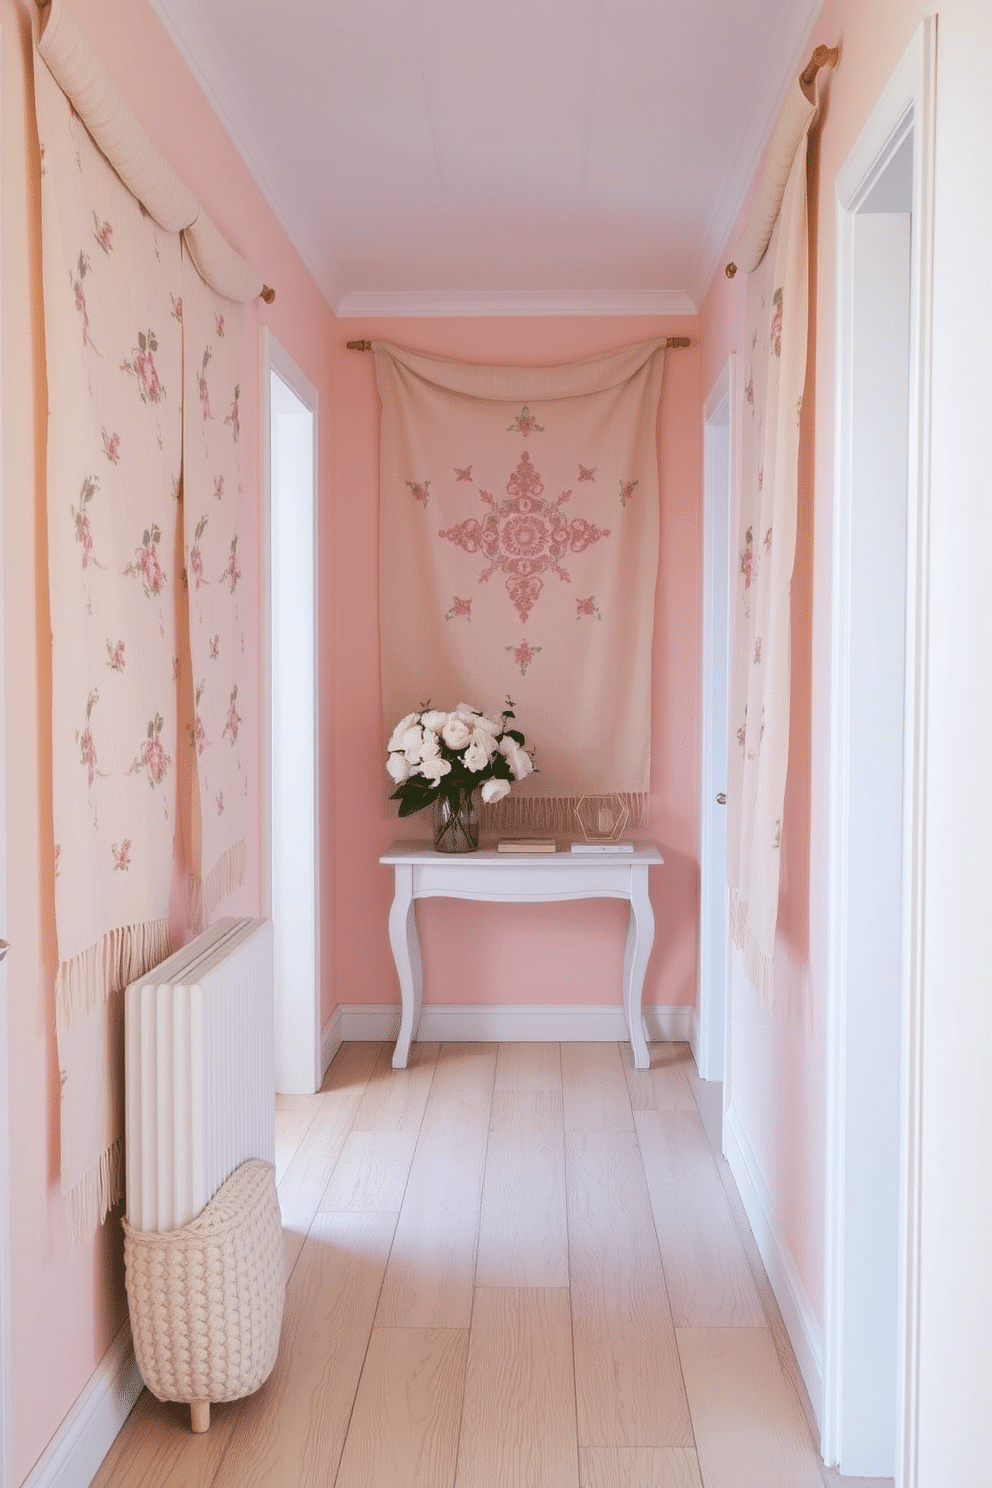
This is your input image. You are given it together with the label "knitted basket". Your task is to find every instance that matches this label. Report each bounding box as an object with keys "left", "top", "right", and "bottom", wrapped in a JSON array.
[{"left": 123, "top": 1159, "right": 284, "bottom": 1412}]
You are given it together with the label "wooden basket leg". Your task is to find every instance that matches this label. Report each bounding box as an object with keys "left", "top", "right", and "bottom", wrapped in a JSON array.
[{"left": 190, "top": 1400, "right": 210, "bottom": 1433}]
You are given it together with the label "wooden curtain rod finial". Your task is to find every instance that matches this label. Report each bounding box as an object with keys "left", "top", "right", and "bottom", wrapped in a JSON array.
[
  {"left": 725, "top": 263, "right": 738, "bottom": 278},
  {"left": 665, "top": 336, "right": 690, "bottom": 349},
  {"left": 347, "top": 339, "right": 373, "bottom": 350},
  {"left": 260, "top": 284, "right": 276, "bottom": 304},
  {"left": 801, "top": 43, "right": 840, "bottom": 86}
]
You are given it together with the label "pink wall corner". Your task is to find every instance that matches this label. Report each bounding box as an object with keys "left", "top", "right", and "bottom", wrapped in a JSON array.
[
  {"left": 331, "top": 317, "right": 703, "bottom": 1019},
  {"left": 4, "top": 0, "right": 337, "bottom": 1479}
]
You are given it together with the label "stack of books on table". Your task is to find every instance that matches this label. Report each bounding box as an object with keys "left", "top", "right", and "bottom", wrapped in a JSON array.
[{"left": 496, "top": 838, "right": 557, "bottom": 854}]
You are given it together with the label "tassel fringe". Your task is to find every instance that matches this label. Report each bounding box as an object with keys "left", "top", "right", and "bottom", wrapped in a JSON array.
[
  {"left": 55, "top": 919, "right": 173, "bottom": 1036},
  {"left": 188, "top": 838, "right": 247, "bottom": 932},
  {"left": 729, "top": 889, "right": 774, "bottom": 1011},
  {"left": 481, "top": 791, "right": 649, "bottom": 837},
  {"left": 62, "top": 1136, "right": 123, "bottom": 1249}
]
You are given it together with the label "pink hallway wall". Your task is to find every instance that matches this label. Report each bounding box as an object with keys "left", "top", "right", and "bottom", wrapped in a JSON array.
[
  {"left": 1, "top": 1, "right": 336, "bottom": 1480},
  {"left": 698, "top": 0, "right": 927, "bottom": 1330},
  {"left": 331, "top": 318, "right": 702, "bottom": 1024}
]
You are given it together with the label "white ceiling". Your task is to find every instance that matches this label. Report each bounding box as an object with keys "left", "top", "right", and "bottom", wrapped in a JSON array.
[{"left": 149, "top": 0, "right": 825, "bottom": 317}]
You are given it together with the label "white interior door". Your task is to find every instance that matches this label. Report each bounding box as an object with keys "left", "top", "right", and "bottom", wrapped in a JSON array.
[
  {"left": 261, "top": 331, "right": 320, "bottom": 1096},
  {"left": 697, "top": 356, "right": 734, "bottom": 1088}
]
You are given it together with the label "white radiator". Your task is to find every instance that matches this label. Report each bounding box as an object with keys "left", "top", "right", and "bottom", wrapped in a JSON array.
[{"left": 125, "top": 917, "right": 276, "bottom": 1233}]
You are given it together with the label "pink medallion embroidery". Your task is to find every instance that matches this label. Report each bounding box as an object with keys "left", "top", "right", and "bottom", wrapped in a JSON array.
[
  {"left": 122, "top": 329, "right": 164, "bottom": 404},
  {"left": 506, "top": 638, "right": 542, "bottom": 676},
  {"left": 508, "top": 405, "right": 544, "bottom": 436},
  {"left": 445, "top": 597, "right": 472, "bottom": 621},
  {"left": 440, "top": 451, "right": 610, "bottom": 624},
  {"left": 454, "top": 466, "right": 473, "bottom": 482},
  {"left": 576, "top": 596, "right": 601, "bottom": 620},
  {"left": 406, "top": 479, "right": 431, "bottom": 506},
  {"left": 578, "top": 465, "right": 596, "bottom": 482}
]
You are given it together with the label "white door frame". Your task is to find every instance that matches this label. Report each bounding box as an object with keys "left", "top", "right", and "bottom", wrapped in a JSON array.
[
  {"left": 697, "top": 355, "right": 735, "bottom": 1091},
  {"left": 0, "top": 22, "right": 13, "bottom": 1480},
  {"left": 260, "top": 330, "right": 321, "bottom": 1095},
  {"left": 824, "top": 20, "right": 935, "bottom": 1483}
]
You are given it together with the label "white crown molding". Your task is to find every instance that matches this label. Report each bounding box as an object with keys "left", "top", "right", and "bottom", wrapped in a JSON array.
[{"left": 334, "top": 289, "right": 698, "bottom": 320}]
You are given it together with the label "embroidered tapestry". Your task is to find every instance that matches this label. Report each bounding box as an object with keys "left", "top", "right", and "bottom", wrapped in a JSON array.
[
  {"left": 728, "top": 78, "right": 818, "bottom": 1005},
  {"left": 35, "top": 53, "right": 179, "bottom": 1240},
  {"left": 180, "top": 247, "right": 248, "bottom": 930},
  {"left": 374, "top": 340, "right": 667, "bottom": 831}
]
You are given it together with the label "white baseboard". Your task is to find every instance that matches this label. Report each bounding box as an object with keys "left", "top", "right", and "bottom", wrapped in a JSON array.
[
  {"left": 724, "top": 1105, "right": 824, "bottom": 1429},
  {"left": 323, "top": 1002, "right": 694, "bottom": 1055},
  {"left": 22, "top": 1323, "right": 142, "bottom": 1488}
]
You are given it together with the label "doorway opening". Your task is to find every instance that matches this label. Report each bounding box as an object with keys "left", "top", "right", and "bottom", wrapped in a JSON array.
[
  {"left": 698, "top": 356, "right": 734, "bottom": 1092},
  {"left": 261, "top": 332, "right": 320, "bottom": 1095},
  {"left": 824, "top": 21, "right": 935, "bottom": 1481}
]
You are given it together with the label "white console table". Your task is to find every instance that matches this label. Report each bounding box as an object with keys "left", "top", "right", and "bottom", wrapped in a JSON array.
[{"left": 379, "top": 841, "right": 664, "bottom": 1070}]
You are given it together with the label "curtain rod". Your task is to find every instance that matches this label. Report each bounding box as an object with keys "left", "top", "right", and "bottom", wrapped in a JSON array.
[
  {"left": 346, "top": 337, "right": 691, "bottom": 351},
  {"left": 724, "top": 43, "right": 838, "bottom": 280}
]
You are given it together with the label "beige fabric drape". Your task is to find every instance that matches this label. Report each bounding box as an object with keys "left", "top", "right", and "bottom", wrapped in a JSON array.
[
  {"left": 375, "top": 340, "right": 666, "bottom": 831},
  {"left": 36, "top": 0, "right": 263, "bottom": 304},
  {"left": 180, "top": 247, "right": 249, "bottom": 929},
  {"left": 34, "top": 51, "right": 180, "bottom": 1241},
  {"left": 727, "top": 78, "right": 819, "bottom": 1005}
]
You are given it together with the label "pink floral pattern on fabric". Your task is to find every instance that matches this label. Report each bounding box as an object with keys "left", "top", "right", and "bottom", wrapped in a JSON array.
[
  {"left": 454, "top": 466, "right": 473, "bottom": 482},
  {"left": 506, "top": 638, "right": 542, "bottom": 675},
  {"left": 406, "top": 479, "right": 431, "bottom": 506},
  {"left": 507, "top": 405, "right": 544, "bottom": 435},
  {"left": 445, "top": 597, "right": 472, "bottom": 621},
  {"left": 576, "top": 596, "right": 601, "bottom": 620},
  {"left": 439, "top": 450, "right": 610, "bottom": 624},
  {"left": 121, "top": 329, "right": 165, "bottom": 404}
]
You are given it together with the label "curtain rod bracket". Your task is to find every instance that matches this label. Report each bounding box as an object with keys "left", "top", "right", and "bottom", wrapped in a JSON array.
[{"left": 801, "top": 43, "right": 839, "bottom": 87}]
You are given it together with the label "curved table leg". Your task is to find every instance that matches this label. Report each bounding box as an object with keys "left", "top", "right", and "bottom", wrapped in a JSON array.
[
  {"left": 622, "top": 866, "right": 655, "bottom": 1069},
  {"left": 388, "top": 865, "right": 423, "bottom": 1068}
]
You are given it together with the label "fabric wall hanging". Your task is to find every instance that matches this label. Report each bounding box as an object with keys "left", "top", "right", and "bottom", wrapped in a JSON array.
[
  {"left": 374, "top": 339, "right": 667, "bottom": 832},
  {"left": 726, "top": 76, "right": 820, "bottom": 1006},
  {"left": 34, "top": 52, "right": 180, "bottom": 1240},
  {"left": 180, "top": 247, "right": 248, "bottom": 930},
  {"left": 34, "top": 0, "right": 262, "bottom": 1242}
]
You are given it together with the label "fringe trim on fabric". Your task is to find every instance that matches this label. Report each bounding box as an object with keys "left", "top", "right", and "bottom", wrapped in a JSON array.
[
  {"left": 729, "top": 888, "right": 774, "bottom": 1011},
  {"left": 62, "top": 1135, "right": 123, "bottom": 1249},
  {"left": 481, "top": 792, "right": 650, "bottom": 838},
  {"left": 188, "top": 838, "right": 247, "bottom": 933},
  {"left": 55, "top": 919, "right": 173, "bottom": 1036}
]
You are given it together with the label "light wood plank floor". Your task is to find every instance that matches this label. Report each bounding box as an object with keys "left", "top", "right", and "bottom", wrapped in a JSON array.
[{"left": 92, "top": 1041, "right": 893, "bottom": 1488}]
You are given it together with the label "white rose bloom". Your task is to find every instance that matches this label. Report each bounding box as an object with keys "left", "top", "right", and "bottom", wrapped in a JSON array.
[
  {"left": 399, "top": 725, "right": 424, "bottom": 760},
  {"left": 420, "top": 757, "right": 452, "bottom": 787},
  {"left": 417, "top": 729, "right": 441, "bottom": 760},
  {"left": 441, "top": 715, "right": 473, "bottom": 751},
  {"left": 481, "top": 778, "right": 511, "bottom": 804},
  {"left": 455, "top": 703, "right": 482, "bottom": 720},
  {"left": 472, "top": 712, "right": 501, "bottom": 737},
  {"left": 386, "top": 752, "right": 411, "bottom": 783},
  {"left": 499, "top": 738, "right": 534, "bottom": 780},
  {"left": 420, "top": 710, "right": 449, "bottom": 733},
  {"left": 387, "top": 712, "right": 420, "bottom": 751},
  {"left": 463, "top": 738, "right": 489, "bottom": 772}
]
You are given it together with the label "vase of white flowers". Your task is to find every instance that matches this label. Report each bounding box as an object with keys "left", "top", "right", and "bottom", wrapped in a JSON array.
[{"left": 386, "top": 698, "right": 534, "bottom": 852}]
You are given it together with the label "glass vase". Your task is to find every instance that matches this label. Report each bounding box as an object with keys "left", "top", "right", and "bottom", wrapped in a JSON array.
[{"left": 432, "top": 787, "right": 481, "bottom": 853}]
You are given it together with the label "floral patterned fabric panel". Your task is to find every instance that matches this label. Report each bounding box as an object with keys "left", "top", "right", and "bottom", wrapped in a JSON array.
[
  {"left": 727, "top": 88, "right": 816, "bottom": 1007},
  {"left": 34, "top": 53, "right": 180, "bottom": 1238},
  {"left": 180, "top": 247, "right": 247, "bottom": 928},
  {"left": 375, "top": 340, "right": 667, "bottom": 826}
]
